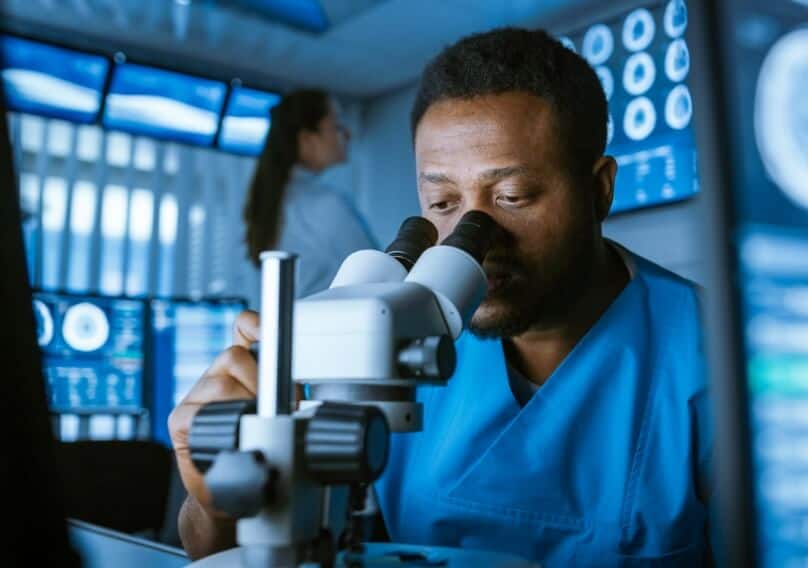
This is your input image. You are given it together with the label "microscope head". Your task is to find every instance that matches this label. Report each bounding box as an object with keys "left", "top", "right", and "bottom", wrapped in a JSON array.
[{"left": 294, "top": 211, "right": 498, "bottom": 432}]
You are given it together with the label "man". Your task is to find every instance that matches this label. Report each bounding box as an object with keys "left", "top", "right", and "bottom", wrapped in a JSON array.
[{"left": 169, "top": 28, "right": 712, "bottom": 565}]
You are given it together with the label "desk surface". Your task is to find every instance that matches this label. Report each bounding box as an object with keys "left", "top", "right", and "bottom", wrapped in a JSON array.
[
  {"left": 69, "top": 520, "right": 538, "bottom": 567},
  {"left": 68, "top": 519, "right": 188, "bottom": 568}
]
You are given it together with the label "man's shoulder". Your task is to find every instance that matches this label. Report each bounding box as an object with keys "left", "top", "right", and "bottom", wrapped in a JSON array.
[
  {"left": 616, "top": 247, "right": 705, "bottom": 362},
  {"left": 628, "top": 249, "right": 702, "bottom": 309}
]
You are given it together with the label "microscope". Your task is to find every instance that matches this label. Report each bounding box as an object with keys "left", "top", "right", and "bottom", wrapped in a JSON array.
[{"left": 187, "top": 212, "right": 534, "bottom": 567}]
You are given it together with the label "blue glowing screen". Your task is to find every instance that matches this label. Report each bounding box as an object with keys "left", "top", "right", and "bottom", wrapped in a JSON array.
[
  {"left": 0, "top": 35, "right": 109, "bottom": 123},
  {"left": 33, "top": 292, "right": 146, "bottom": 413},
  {"left": 218, "top": 87, "right": 281, "bottom": 155},
  {"left": 717, "top": 0, "right": 808, "bottom": 564},
  {"left": 103, "top": 63, "right": 227, "bottom": 146},
  {"left": 149, "top": 298, "right": 244, "bottom": 445},
  {"left": 559, "top": 0, "right": 697, "bottom": 214}
]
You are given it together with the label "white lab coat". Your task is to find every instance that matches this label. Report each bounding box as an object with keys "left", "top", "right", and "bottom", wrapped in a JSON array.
[{"left": 244, "top": 166, "right": 377, "bottom": 308}]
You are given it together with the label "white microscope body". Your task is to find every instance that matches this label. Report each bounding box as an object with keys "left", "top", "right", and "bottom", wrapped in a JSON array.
[
  {"left": 189, "top": 213, "right": 534, "bottom": 567},
  {"left": 296, "top": 222, "right": 491, "bottom": 432}
]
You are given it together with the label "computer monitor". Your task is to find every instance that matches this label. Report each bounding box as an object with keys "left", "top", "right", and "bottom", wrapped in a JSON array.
[
  {"left": 0, "top": 34, "right": 109, "bottom": 124},
  {"left": 103, "top": 62, "right": 227, "bottom": 146},
  {"left": 33, "top": 291, "right": 148, "bottom": 435},
  {"left": 554, "top": 0, "right": 698, "bottom": 214},
  {"left": 149, "top": 297, "right": 246, "bottom": 445},
  {"left": 688, "top": 1, "right": 808, "bottom": 567}
]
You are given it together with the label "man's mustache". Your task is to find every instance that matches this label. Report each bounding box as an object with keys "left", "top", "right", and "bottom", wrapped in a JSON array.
[{"left": 482, "top": 254, "right": 525, "bottom": 277}]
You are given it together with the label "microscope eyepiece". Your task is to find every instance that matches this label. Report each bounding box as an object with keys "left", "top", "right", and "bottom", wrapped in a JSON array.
[
  {"left": 440, "top": 210, "right": 497, "bottom": 264},
  {"left": 384, "top": 216, "right": 438, "bottom": 271}
]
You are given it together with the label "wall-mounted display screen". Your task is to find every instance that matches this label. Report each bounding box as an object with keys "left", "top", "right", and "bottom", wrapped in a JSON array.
[
  {"left": 149, "top": 297, "right": 245, "bottom": 445},
  {"left": 0, "top": 35, "right": 109, "bottom": 124},
  {"left": 103, "top": 63, "right": 227, "bottom": 146},
  {"left": 218, "top": 86, "right": 281, "bottom": 155},
  {"left": 33, "top": 291, "right": 146, "bottom": 413},
  {"left": 558, "top": 0, "right": 697, "bottom": 214}
]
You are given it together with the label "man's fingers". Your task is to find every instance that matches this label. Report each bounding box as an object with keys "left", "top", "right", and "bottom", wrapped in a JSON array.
[
  {"left": 233, "top": 310, "right": 260, "bottom": 348},
  {"left": 169, "top": 376, "right": 253, "bottom": 444},
  {"left": 181, "top": 373, "right": 256, "bottom": 407},
  {"left": 201, "top": 346, "right": 258, "bottom": 397}
]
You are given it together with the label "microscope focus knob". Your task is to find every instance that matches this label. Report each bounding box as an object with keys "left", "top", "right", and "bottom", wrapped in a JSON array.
[
  {"left": 188, "top": 399, "right": 257, "bottom": 473},
  {"left": 397, "top": 335, "right": 456, "bottom": 380},
  {"left": 304, "top": 402, "right": 390, "bottom": 484}
]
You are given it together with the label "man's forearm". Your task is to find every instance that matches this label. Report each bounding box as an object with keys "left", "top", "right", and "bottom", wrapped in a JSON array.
[{"left": 178, "top": 494, "right": 237, "bottom": 560}]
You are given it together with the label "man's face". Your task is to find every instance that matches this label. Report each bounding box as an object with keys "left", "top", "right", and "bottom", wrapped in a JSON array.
[{"left": 415, "top": 92, "right": 604, "bottom": 337}]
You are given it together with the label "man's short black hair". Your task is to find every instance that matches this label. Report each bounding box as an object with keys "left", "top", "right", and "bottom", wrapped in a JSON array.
[{"left": 411, "top": 27, "right": 608, "bottom": 176}]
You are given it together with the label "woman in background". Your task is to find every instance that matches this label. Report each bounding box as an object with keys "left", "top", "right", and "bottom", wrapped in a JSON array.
[{"left": 243, "top": 89, "right": 377, "bottom": 304}]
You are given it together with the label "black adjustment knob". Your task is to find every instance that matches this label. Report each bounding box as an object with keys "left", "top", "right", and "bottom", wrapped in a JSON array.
[
  {"left": 205, "top": 450, "right": 278, "bottom": 518},
  {"left": 397, "top": 335, "right": 456, "bottom": 380},
  {"left": 189, "top": 399, "right": 256, "bottom": 474},
  {"left": 304, "top": 402, "right": 390, "bottom": 484}
]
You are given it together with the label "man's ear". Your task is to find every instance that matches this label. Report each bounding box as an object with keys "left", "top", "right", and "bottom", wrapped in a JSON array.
[{"left": 592, "top": 156, "right": 617, "bottom": 222}]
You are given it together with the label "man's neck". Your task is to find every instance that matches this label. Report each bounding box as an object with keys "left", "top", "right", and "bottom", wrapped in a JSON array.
[{"left": 506, "top": 241, "right": 630, "bottom": 387}]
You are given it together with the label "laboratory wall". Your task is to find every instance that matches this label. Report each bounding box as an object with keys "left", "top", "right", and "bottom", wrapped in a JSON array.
[{"left": 10, "top": 96, "right": 365, "bottom": 308}]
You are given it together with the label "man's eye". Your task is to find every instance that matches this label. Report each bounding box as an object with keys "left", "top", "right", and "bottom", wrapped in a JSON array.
[
  {"left": 497, "top": 192, "right": 534, "bottom": 207},
  {"left": 430, "top": 201, "right": 452, "bottom": 211},
  {"left": 498, "top": 195, "right": 523, "bottom": 205}
]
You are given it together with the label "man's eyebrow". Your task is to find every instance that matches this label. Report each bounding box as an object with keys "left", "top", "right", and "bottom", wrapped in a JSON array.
[
  {"left": 419, "top": 166, "right": 532, "bottom": 185},
  {"left": 419, "top": 172, "right": 454, "bottom": 184},
  {"left": 479, "top": 165, "right": 531, "bottom": 181}
]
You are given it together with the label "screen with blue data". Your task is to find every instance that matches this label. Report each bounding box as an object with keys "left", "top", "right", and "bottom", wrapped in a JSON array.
[
  {"left": 218, "top": 87, "right": 281, "bottom": 155},
  {"left": 557, "top": 0, "right": 697, "bottom": 214},
  {"left": 149, "top": 298, "right": 245, "bottom": 445},
  {"left": 32, "top": 291, "right": 146, "bottom": 412},
  {"left": 103, "top": 63, "right": 227, "bottom": 145},
  {"left": 0, "top": 35, "right": 109, "bottom": 123},
  {"left": 712, "top": 0, "right": 808, "bottom": 564}
]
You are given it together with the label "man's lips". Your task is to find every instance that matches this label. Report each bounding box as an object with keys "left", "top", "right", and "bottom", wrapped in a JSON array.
[{"left": 486, "top": 274, "right": 511, "bottom": 293}]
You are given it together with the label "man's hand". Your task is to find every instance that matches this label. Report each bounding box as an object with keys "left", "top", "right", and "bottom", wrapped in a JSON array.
[{"left": 168, "top": 310, "right": 260, "bottom": 557}]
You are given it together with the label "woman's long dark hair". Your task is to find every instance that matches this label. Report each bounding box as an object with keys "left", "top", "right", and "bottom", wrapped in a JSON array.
[{"left": 243, "top": 89, "right": 330, "bottom": 266}]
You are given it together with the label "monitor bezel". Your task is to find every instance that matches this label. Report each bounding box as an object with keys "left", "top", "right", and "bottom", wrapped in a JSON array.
[{"left": 686, "top": 0, "right": 757, "bottom": 566}]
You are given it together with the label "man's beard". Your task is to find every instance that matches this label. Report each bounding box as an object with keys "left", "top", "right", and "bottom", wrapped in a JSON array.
[{"left": 468, "top": 230, "right": 597, "bottom": 339}]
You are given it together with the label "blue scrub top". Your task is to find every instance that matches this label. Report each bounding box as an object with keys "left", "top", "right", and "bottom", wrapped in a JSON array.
[{"left": 375, "top": 250, "right": 713, "bottom": 566}]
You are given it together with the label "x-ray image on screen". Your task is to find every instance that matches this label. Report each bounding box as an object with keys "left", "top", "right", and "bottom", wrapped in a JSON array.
[
  {"left": 754, "top": 28, "right": 808, "bottom": 212},
  {"left": 33, "top": 291, "right": 146, "bottom": 413},
  {"left": 0, "top": 35, "right": 109, "bottom": 123},
  {"left": 558, "top": 0, "right": 697, "bottom": 214},
  {"left": 103, "top": 63, "right": 227, "bottom": 146}
]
